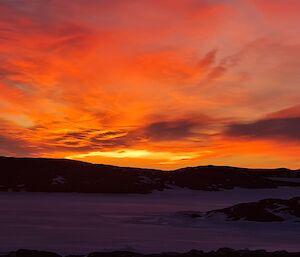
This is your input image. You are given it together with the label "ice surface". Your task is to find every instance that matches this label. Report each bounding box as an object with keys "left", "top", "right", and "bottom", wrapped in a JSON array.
[{"left": 0, "top": 187, "right": 299, "bottom": 255}]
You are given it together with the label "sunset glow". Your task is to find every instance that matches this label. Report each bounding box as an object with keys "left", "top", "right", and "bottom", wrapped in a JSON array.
[{"left": 1, "top": 0, "right": 300, "bottom": 169}]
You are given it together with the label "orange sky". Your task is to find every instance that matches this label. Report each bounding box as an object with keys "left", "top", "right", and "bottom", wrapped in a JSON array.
[{"left": 1, "top": 0, "right": 300, "bottom": 169}]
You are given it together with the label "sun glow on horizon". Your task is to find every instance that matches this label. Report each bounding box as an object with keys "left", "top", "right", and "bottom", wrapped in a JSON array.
[{"left": 66, "top": 149, "right": 213, "bottom": 164}]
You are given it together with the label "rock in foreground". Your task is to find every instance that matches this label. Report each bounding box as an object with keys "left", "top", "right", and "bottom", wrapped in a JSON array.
[{"left": 1, "top": 248, "right": 300, "bottom": 257}]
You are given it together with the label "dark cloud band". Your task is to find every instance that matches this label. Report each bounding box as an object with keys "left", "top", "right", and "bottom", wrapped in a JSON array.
[{"left": 226, "top": 117, "right": 300, "bottom": 141}]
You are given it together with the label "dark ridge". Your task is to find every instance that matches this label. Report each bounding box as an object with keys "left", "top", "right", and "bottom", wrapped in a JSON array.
[
  {"left": 1, "top": 248, "right": 300, "bottom": 257},
  {"left": 0, "top": 156, "right": 299, "bottom": 194}
]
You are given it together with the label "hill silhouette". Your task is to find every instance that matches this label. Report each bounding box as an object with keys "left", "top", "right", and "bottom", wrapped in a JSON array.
[{"left": 0, "top": 156, "right": 299, "bottom": 194}]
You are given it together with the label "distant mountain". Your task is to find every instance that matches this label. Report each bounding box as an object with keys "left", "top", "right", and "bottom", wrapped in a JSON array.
[
  {"left": 203, "top": 197, "right": 300, "bottom": 222},
  {"left": 0, "top": 156, "right": 299, "bottom": 194}
]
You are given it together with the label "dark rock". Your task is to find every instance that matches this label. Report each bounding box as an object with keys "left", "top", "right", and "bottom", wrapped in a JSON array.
[
  {"left": 88, "top": 251, "right": 142, "bottom": 257},
  {"left": 2, "top": 249, "right": 300, "bottom": 257},
  {"left": 205, "top": 197, "right": 300, "bottom": 222},
  {"left": 15, "top": 249, "right": 62, "bottom": 257},
  {"left": 65, "top": 255, "right": 85, "bottom": 257}
]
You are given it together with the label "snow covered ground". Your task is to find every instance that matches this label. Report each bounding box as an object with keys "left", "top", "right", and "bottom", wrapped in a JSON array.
[{"left": 0, "top": 187, "right": 299, "bottom": 255}]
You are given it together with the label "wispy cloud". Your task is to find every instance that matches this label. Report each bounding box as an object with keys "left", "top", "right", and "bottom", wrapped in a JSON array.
[{"left": 1, "top": 0, "right": 300, "bottom": 169}]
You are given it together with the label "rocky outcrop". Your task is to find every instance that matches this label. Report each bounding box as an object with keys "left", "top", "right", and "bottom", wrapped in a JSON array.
[{"left": 199, "top": 197, "right": 300, "bottom": 222}]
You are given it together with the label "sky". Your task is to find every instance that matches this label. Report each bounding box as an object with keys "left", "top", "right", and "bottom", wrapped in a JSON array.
[{"left": 1, "top": 0, "right": 300, "bottom": 170}]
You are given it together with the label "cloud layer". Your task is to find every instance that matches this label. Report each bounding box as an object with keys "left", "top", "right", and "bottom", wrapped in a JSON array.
[
  {"left": 226, "top": 117, "right": 300, "bottom": 141},
  {"left": 1, "top": 0, "right": 300, "bottom": 169}
]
